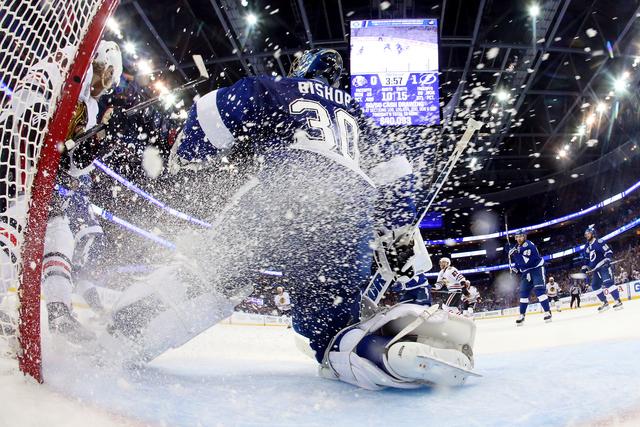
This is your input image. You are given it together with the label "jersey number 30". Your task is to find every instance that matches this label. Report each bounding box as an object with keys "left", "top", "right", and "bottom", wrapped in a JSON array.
[{"left": 289, "top": 99, "right": 360, "bottom": 162}]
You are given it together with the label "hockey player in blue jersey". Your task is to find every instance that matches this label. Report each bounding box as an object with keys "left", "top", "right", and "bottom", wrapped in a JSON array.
[
  {"left": 101, "top": 49, "right": 478, "bottom": 389},
  {"left": 582, "top": 225, "right": 623, "bottom": 312},
  {"left": 505, "top": 230, "right": 553, "bottom": 326}
]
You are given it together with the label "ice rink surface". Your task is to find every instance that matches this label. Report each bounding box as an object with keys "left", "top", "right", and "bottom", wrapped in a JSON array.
[{"left": 2, "top": 299, "right": 640, "bottom": 427}]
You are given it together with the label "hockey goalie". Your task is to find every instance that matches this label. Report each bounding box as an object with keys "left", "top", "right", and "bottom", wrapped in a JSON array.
[{"left": 98, "top": 49, "right": 479, "bottom": 390}]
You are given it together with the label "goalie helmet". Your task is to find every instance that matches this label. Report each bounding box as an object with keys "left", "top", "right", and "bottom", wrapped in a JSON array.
[
  {"left": 288, "top": 48, "right": 343, "bottom": 88},
  {"left": 94, "top": 40, "right": 123, "bottom": 87}
]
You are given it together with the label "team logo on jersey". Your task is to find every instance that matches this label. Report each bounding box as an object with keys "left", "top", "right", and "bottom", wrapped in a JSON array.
[{"left": 419, "top": 73, "right": 437, "bottom": 85}]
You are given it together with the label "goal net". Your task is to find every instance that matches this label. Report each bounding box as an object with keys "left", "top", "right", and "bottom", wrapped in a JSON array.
[{"left": 0, "top": 0, "right": 118, "bottom": 382}]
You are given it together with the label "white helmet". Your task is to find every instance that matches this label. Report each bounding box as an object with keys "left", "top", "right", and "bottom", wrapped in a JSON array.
[
  {"left": 94, "top": 40, "right": 123, "bottom": 87},
  {"left": 277, "top": 287, "right": 283, "bottom": 292},
  {"left": 439, "top": 257, "right": 451, "bottom": 267},
  {"left": 549, "top": 277, "right": 554, "bottom": 281}
]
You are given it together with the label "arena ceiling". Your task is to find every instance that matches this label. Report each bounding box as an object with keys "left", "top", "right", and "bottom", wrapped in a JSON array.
[{"left": 109, "top": 0, "right": 640, "bottom": 211}]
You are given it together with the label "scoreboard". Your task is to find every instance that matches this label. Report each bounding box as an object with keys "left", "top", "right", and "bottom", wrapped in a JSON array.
[{"left": 350, "top": 19, "right": 440, "bottom": 126}]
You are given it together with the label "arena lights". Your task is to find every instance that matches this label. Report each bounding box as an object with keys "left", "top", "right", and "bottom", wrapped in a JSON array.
[
  {"left": 596, "top": 103, "right": 607, "bottom": 113},
  {"left": 529, "top": 4, "right": 540, "bottom": 17},
  {"left": 123, "top": 42, "right": 136, "bottom": 55},
  {"left": 246, "top": 13, "right": 258, "bottom": 25},
  {"left": 423, "top": 178, "right": 640, "bottom": 245},
  {"left": 137, "top": 60, "right": 153, "bottom": 75},
  {"left": 424, "top": 217, "right": 640, "bottom": 276},
  {"left": 57, "top": 186, "right": 176, "bottom": 250},
  {"left": 92, "top": 159, "right": 212, "bottom": 228},
  {"left": 263, "top": 270, "right": 284, "bottom": 276}
]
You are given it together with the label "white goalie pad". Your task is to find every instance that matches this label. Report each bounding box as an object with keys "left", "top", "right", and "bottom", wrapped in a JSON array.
[
  {"left": 97, "top": 265, "right": 238, "bottom": 366},
  {"left": 321, "top": 304, "right": 479, "bottom": 390}
]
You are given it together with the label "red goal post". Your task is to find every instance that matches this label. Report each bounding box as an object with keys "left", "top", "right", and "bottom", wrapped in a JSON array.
[{"left": 0, "top": 0, "right": 119, "bottom": 383}]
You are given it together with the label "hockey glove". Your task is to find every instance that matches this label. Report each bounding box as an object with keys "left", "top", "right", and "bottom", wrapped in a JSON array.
[
  {"left": 432, "top": 281, "right": 446, "bottom": 291},
  {"left": 510, "top": 266, "right": 519, "bottom": 274},
  {"left": 581, "top": 265, "right": 589, "bottom": 272}
]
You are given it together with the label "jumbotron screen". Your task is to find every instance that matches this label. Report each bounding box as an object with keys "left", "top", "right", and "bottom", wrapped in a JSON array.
[{"left": 349, "top": 19, "right": 440, "bottom": 126}]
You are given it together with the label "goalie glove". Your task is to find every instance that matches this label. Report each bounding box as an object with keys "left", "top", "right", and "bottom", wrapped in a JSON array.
[
  {"left": 377, "top": 225, "right": 433, "bottom": 285},
  {"left": 319, "top": 304, "right": 479, "bottom": 390}
]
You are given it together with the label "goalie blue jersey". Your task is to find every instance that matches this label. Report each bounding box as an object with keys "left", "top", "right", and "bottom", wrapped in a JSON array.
[
  {"left": 584, "top": 238, "right": 612, "bottom": 270},
  {"left": 177, "top": 76, "right": 416, "bottom": 229}
]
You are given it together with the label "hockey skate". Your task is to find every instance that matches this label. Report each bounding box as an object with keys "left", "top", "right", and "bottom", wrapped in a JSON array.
[
  {"left": 515, "top": 314, "right": 525, "bottom": 326},
  {"left": 612, "top": 300, "right": 624, "bottom": 311},
  {"left": 543, "top": 312, "right": 552, "bottom": 323},
  {"left": 597, "top": 301, "right": 610, "bottom": 313},
  {"left": 47, "top": 302, "right": 96, "bottom": 343}
]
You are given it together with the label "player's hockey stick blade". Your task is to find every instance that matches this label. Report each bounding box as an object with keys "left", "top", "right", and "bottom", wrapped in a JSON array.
[
  {"left": 71, "top": 55, "right": 210, "bottom": 147},
  {"left": 415, "top": 353, "right": 483, "bottom": 378}
]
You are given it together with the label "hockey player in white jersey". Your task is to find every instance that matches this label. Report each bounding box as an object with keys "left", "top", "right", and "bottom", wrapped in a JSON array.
[
  {"left": 100, "top": 49, "right": 479, "bottom": 390},
  {"left": 460, "top": 280, "right": 480, "bottom": 319},
  {"left": 545, "top": 277, "right": 561, "bottom": 312},
  {"left": 433, "top": 257, "right": 470, "bottom": 314},
  {"left": 1, "top": 41, "right": 124, "bottom": 343}
]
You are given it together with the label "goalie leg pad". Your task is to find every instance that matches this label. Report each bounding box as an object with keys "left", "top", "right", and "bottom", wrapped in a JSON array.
[
  {"left": 386, "top": 341, "right": 475, "bottom": 387},
  {"left": 322, "top": 304, "right": 479, "bottom": 390},
  {"left": 99, "top": 292, "right": 234, "bottom": 366}
]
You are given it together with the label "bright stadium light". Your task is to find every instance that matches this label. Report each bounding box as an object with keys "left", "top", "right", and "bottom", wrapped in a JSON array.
[
  {"left": 530, "top": 4, "right": 540, "bottom": 17},
  {"left": 559, "top": 149, "right": 567, "bottom": 157},
  {"left": 614, "top": 79, "right": 626, "bottom": 91},
  {"left": 246, "top": 13, "right": 257, "bottom": 25},
  {"left": 596, "top": 103, "right": 606, "bottom": 112},
  {"left": 124, "top": 42, "right": 136, "bottom": 55},
  {"left": 497, "top": 91, "right": 510, "bottom": 101},
  {"left": 586, "top": 115, "right": 596, "bottom": 125},
  {"left": 107, "top": 18, "right": 119, "bottom": 32}
]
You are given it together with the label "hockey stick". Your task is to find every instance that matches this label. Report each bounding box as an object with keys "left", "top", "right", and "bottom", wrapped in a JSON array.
[
  {"left": 67, "top": 55, "right": 210, "bottom": 149},
  {"left": 362, "top": 118, "right": 483, "bottom": 306},
  {"left": 505, "top": 214, "right": 513, "bottom": 275},
  {"left": 570, "top": 258, "right": 625, "bottom": 279}
]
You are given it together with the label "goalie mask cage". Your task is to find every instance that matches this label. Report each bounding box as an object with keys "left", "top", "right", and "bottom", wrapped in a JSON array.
[{"left": 0, "top": 0, "right": 119, "bottom": 383}]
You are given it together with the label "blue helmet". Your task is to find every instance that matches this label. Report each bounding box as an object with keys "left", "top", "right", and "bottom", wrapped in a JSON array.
[
  {"left": 585, "top": 224, "right": 596, "bottom": 237},
  {"left": 288, "top": 48, "right": 343, "bottom": 88},
  {"left": 514, "top": 229, "right": 527, "bottom": 238}
]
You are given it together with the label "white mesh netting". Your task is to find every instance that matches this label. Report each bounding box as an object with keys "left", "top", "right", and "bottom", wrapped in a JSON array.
[{"left": 0, "top": 0, "right": 106, "bottom": 357}]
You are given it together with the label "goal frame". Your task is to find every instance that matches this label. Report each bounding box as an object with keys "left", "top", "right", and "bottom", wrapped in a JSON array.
[{"left": 16, "top": 0, "right": 120, "bottom": 383}]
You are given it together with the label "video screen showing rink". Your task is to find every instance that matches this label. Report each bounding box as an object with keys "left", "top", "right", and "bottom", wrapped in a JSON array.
[{"left": 350, "top": 19, "right": 440, "bottom": 126}]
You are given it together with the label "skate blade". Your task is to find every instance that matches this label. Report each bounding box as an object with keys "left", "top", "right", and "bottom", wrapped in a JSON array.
[
  {"left": 544, "top": 318, "right": 552, "bottom": 323},
  {"left": 415, "top": 354, "right": 483, "bottom": 378},
  {"left": 613, "top": 305, "right": 624, "bottom": 311},
  {"left": 598, "top": 306, "right": 610, "bottom": 313}
]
